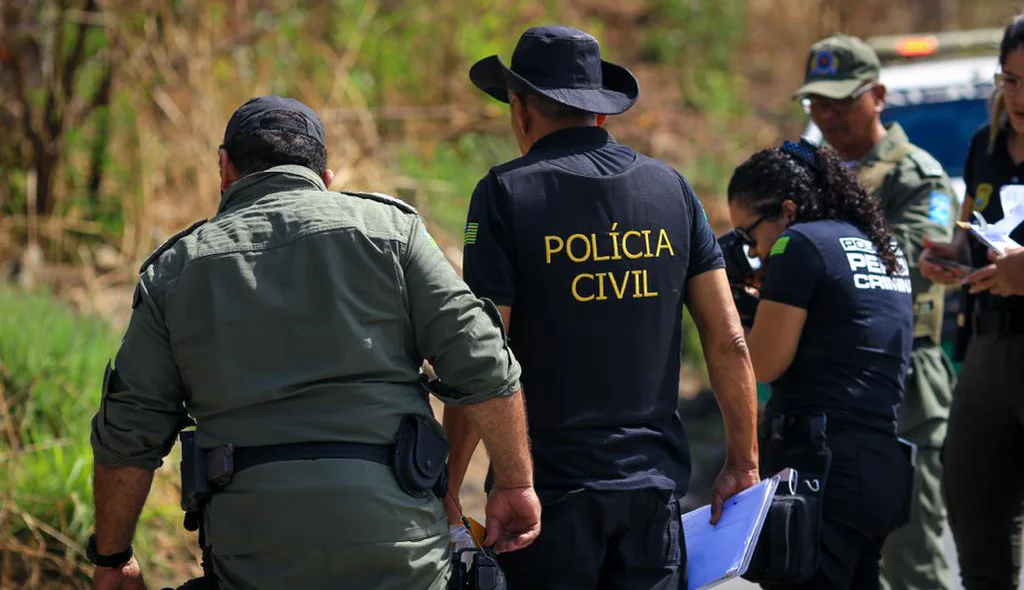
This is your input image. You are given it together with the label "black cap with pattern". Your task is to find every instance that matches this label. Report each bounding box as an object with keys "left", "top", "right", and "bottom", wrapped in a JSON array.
[{"left": 223, "top": 96, "right": 325, "bottom": 147}]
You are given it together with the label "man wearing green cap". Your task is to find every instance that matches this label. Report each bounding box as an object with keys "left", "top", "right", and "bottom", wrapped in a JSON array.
[{"left": 795, "top": 34, "right": 957, "bottom": 590}]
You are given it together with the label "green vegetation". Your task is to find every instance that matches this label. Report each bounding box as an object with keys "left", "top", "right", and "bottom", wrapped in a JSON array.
[
  {"left": 0, "top": 0, "right": 1016, "bottom": 586},
  {"left": 398, "top": 133, "right": 518, "bottom": 236},
  {"left": 0, "top": 285, "right": 188, "bottom": 587},
  {"left": 643, "top": 0, "right": 748, "bottom": 117},
  {"left": 0, "top": 0, "right": 761, "bottom": 263}
]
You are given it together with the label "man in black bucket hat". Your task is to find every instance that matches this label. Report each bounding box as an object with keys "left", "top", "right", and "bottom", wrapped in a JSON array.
[{"left": 443, "top": 26, "right": 761, "bottom": 589}]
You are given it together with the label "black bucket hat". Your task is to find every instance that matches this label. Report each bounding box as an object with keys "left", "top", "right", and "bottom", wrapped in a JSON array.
[{"left": 469, "top": 26, "right": 639, "bottom": 115}]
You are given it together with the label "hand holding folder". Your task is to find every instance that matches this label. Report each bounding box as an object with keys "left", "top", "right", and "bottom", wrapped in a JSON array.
[
  {"left": 684, "top": 470, "right": 794, "bottom": 590},
  {"left": 956, "top": 185, "right": 1024, "bottom": 255}
]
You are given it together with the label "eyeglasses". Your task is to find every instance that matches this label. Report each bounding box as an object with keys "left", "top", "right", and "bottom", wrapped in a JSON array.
[
  {"left": 734, "top": 214, "right": 772, "bottom": 247},
  {"left": 995, "top": 71, "right": 1024, "bottom": 95},
  {"left": 801, "top": 83, "right": 876, "bottom": 115}
]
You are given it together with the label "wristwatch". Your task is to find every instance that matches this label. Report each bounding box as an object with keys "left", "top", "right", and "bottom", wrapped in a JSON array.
[{"left": 86, "top": 534, "right": 133, "bottom": 568}]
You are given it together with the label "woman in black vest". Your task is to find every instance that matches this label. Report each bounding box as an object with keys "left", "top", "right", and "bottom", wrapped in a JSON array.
[
  {"left": 728, "top": 140, "right": 915, "bottom": 589},
  {"left": 920, "top": 15, "right": 1024, "bottom": 589}
]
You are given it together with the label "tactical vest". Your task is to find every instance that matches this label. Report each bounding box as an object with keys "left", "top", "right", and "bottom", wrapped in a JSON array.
[{"left": 857, "top": 142, "right": 945, "bottom": 344}]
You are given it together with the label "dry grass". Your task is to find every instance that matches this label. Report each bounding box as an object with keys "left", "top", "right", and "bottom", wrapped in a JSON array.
[{"left": 0, "top": 1, "right": 1018, "bottom": 586}]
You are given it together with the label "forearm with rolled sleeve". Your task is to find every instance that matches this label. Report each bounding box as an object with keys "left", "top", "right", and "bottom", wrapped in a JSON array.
[
  {"left": 403, "top": 216, "right": 522, "bottom": 406},
  {"left": 91, "top": 277, "right": 190, "bottom": 470}
]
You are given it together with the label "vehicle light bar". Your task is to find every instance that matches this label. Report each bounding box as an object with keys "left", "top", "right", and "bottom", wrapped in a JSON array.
[
  {"left": 869, "top": 28, "right": 1002, "bottom": 61},
  {"left": 897, "top": 36, "right": 939, "bottom": 57}
]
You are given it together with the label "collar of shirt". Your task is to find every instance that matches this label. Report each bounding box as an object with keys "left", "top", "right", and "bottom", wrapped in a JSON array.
[
  {"left": 856, "top": 120, "right": 913, "bottom": 167},
  {"left": 218, "top": 164, "right": 327, "bottom": 214},
  {"left": 857, "top": 122, "right": 909, "bottom": 168},
  {"left": 528, "top": 126, "right": 615, "bottom": 153}
]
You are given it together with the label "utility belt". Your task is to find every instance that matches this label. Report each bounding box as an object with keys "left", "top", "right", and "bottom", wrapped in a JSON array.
[
  {"left": 912, "top": 336, "right": 934, "bottom": 350},
  {"left": 973, "top": 309, "right": 1024, "bottom": 337},
  {"left": 181, "top": 413, "right": 449, "bottom": 518},
  {"left": 168, "top": 414, "right": 449, "bottom": 590},
  {"left": 954, "top": 291, "right": 1024, "bottom": 361},
  {"left": 742, "top": 411, "right": 916, "bottom": 585}
]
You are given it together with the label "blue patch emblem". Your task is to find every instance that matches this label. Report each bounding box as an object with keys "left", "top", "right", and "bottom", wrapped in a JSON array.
[
  {"left": 928, "top": 191, "right": 952, "bottom": 227},
  {"left": 809, "top": 50, "right": 839, "bottom": 77}
]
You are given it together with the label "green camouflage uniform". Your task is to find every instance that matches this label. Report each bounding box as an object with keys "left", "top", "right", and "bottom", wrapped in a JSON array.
[
  {"left": 856, "top": 124, "right": 957, "bottom": 590},
  {"left": 91, "top": 165, "right": 522, "bottom": 590}
]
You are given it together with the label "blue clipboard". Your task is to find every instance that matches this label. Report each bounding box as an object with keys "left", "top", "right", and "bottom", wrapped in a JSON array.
[{"left": 683, "top": 470, "right": 794, "bottom": 589}]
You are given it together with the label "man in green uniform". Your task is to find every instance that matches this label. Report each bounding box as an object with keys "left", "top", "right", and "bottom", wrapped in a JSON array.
[
  {"left": 796, "top": 35, "right": 957, "bottom": 590},
  {"left": 88, "top": 96, "right": 540, "bottom": 590}
]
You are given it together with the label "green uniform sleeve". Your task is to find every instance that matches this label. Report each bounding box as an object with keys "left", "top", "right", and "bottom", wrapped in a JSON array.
[
  {"left": 402, "top": 216, "right": 522, "bottom": 406},
  {"left": 90, "top": 277, "right": 190, "bottom": 469},
  {"left": 884, "top": 171, "right": 956, "bottom": 294}
]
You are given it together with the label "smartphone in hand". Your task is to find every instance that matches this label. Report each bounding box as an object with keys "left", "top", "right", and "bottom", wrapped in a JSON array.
[{"left": 923, "top": 254, "right": 975, "bottom": 274}]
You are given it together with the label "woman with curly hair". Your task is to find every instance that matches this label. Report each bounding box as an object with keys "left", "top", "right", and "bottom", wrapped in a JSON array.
[{"left": 728, "top": 139, "right": 915, "bottom": 589}]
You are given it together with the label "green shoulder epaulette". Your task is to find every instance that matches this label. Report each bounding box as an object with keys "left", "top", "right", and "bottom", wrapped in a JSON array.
[
  {"left": 907, "top": 148, "right": 946, "bottom": 179},
  {"left": 138, "top": 219, "right": 207, "bottom": 274},
  {"left": 340, "top": 191, "right": 418, "bottom": 215}
]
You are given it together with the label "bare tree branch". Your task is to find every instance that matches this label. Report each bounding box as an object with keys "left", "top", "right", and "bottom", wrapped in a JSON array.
[
  {"left": 61, "top": 0, "right": 99, "bottom": 107},
  {"left": 10, "top": 51, "right": 44, "bottom": 161},
  {"left": 86, "top": 61, "right": 113, "bottom": 203}
]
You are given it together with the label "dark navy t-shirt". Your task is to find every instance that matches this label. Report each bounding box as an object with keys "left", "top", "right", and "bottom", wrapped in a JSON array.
[
  {"left": 760, "top": 220, "right": 913, "bottom": 433},
  {"left": 462, "top": 127, "right": 723, "bottom": 498}
]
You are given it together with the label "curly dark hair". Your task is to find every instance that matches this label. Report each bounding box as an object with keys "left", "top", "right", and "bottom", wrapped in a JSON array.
[{"left": 727, "top": 144, "right": 901, "bottom": 274}]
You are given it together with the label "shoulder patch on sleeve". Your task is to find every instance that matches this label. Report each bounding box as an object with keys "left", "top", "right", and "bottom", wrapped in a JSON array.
[
  {"left": 770, "top": 236, "right": 790, "bottom": 257},
  {"left": 974, "top": 182, "right": 994, "bottom": 212},
  {"left": 340, "top": 191, "right": 418, "bottom": 214},
  {"left": 928, "top": 190, "right": 953, "bottom": 227},
  {"left": 693, "top": 197, "right": 710, "bottom": 223},
  {"left": 464, "top": 221, "right": 479, "bottom": 246},
  {"left": 139, "top": 219, "right": 207, "bottom": 274},
  {"left": 907, "top": 149, "right": 946, "bottom": 179}
]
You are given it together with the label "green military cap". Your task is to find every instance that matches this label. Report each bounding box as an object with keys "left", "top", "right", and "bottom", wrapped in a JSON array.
[{"left": 794, "top": 34, "right": 881, "bottom": 99}]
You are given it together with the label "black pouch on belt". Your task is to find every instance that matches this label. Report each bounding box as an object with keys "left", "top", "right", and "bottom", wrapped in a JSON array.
[
  {"left": 449, "top": 548, "right": 508, "bottom": 590},
  {"left": 393, "top": 414, "right": 449, "bottom": 498},
  {"left": 743, "top": 413, "right": 832, "bottom": 585}
]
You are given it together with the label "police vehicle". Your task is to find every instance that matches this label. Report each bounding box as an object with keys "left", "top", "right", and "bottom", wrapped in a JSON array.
[{"left": 806, "top": 28, "right": 1002, "bottom": 204}]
